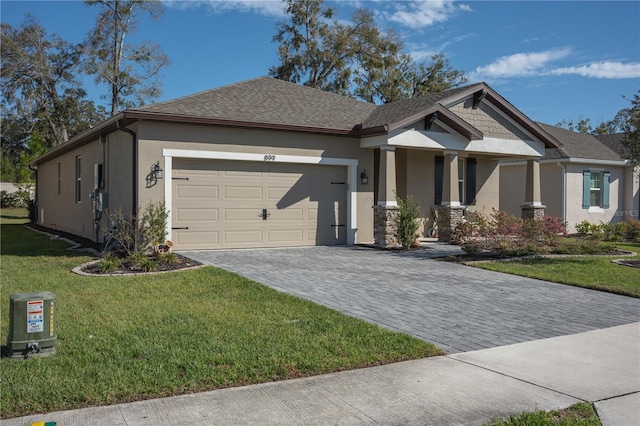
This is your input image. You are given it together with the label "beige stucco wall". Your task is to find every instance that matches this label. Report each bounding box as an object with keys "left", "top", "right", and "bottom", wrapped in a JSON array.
[
  {"left": 500, "top": 161, "right": 638, "bottom": 232},
  {"left": 467, "top": 156, "right": 500, "bottom": 217},
  {"left": 564, "top": 163, "right": 631, "bottom": 232},
  {"left": 136, "top": 122, "right": 375, "bottom": 244},
  {"left": 36, "top": 128, "right": 135, "bottom": 243}
]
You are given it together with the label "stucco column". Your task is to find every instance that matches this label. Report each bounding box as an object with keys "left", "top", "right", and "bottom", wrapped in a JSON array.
[
  {"left": 374, "top": 146, "right": 399, "bottom": 248},
  {"left": 521, "top": 159, "right": 545, "bottom": 220},
  {"left": 377, "top": 146, "right": 397, "bottom": 207},
  {"left": 436, "top": 150, "right": 464, "bottom": 242},
  {"left": 441, "top": 150, "right": 460, "bottom": 207}
]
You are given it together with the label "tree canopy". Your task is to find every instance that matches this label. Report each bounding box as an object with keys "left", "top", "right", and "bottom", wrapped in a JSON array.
[
  {"left": 84, "top": 0, "right": 169, "bottom": 115},
  {"left": 620, "top": 91, "right": 640, "bottom": 166},
  {"left": 270, "top": 0, "right": 466, "bottom": 104}
]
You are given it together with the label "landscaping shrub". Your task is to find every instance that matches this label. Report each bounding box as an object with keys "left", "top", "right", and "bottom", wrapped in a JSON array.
[
  {"left": 574, "top": 219, "right": 640, "bottom": 242},
  {"left": 454, "top": 209, "right": 568, "bottom": 257},
  {"left": 0, "top": 189, "right": 31, "bottom": 208},
  {"left": 103, "top": 201, "right": 169, "bottom": 257},
  {"left": 396, "top": 195, "right": 421, "bottom": 250}
]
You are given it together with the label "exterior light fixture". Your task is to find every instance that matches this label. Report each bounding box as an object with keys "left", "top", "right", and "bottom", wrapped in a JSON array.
[
  {"left": 152, "top": 162, "right": 164, "bottom": 180},
  {"left": 360, "top": 170, "right": 368, "bottom": 185}
]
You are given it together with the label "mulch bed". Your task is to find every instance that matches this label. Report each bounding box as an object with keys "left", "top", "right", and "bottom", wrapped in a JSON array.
[
  {"left": 80, "top": 253, "right": 202, "bottom": 275},
  {"left": 26, "top": 223, "right": 203, "bottom": 275}
]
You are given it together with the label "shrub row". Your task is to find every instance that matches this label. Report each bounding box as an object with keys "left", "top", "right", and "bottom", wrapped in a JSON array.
[{"left": 575, "top": 219, "right": 640, "bottom": 242}]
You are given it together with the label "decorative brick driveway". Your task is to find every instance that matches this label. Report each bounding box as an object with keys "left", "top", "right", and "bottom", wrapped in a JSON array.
[{"left": 182, "top": 245, "right": 640, "bottom": 353}]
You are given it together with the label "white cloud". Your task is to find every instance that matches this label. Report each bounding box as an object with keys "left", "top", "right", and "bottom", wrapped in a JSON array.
[
  {"left": 383, "top": 0, "right": 471, "bottom": 29},
  {"left": 164, "top": 1, "right": 285, "bottom": 18},
  {"left": 550, "top": 62, "right": 640, "bottom": 79},
  {"left": 469, "top": 48, "right": 572, "bottom": 80}
]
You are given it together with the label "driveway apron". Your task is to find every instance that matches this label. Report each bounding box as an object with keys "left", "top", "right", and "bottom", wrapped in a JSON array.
[{"left": 181, "top": 245, "right": 640, "bottom": 353}]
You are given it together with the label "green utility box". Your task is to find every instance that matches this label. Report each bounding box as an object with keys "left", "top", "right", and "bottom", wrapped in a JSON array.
[{"left": 7, "top": 292, "right": 57, "bottom": 358}]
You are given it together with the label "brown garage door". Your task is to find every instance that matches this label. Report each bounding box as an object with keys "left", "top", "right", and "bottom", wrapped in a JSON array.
[{"left": 171, "top": 158, "right": 347, "bottom": 250}]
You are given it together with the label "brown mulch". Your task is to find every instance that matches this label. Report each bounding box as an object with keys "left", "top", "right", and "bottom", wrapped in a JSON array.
[
  {"left": 81, "top": 253, "right": 202, "bottom": 275},
  {"left": 26, "top": 223, "right": 203, "bottom": 275},
  {"left": 613, "top": 259, "right": 640, "bottom": 268}
]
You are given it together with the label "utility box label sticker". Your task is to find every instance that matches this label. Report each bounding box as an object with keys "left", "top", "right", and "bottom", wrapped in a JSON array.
[{"left": 27, "top": 300, "right": 44, "bottom": 333}]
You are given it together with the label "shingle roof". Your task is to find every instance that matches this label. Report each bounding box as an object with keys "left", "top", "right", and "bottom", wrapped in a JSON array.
[
  {"left": 132, "top": 76, "right": 377, "bottom": 133},
  {"left": 361, "top": 84, "right": 482, "bottom": 129},
  {"left": 537, "top": 123, "right": 623, "bottom": 161},
  {"left": 594, "top": 133, "right": 628, "bottom": 158}
]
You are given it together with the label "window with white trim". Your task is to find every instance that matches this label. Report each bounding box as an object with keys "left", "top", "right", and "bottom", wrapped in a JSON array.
[{"left": 582, "top": 170, "right": 609, "bottom": 209}]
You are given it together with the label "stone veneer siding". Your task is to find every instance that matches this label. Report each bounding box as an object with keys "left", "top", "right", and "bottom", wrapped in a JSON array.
[
  {"left": 521, "top": 205, "right": 546, "bottom": 221},
  {"left": 374, "top": 205, "right": 400, "bottom": 248},
  {"left": 436, "top": 205, "right": 466, "bottom": 242},
  {"left": 449, "top": 101, "right": 529, "bottom": 141}
]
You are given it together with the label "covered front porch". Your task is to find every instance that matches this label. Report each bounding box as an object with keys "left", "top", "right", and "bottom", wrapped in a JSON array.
[{"left": 370, "top": 145, "right": 546, "bottom": 246}]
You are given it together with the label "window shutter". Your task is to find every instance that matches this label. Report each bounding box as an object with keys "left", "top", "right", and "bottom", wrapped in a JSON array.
[
  {"left": 582, "top": 170, "right": 591, "bottom": 209},
  {"left": 603, "top": 171, "right": 610, "bottom": 208},
  {"left": 435, "top": 156, "right": 444, "bottom": 205},
  {"left": 465, "top": 158, "right": 477, "bottom": 205}
]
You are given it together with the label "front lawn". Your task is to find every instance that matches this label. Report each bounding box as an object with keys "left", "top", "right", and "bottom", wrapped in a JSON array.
[
  {"left": 0, "top": 209, "right": 441, "bottom": 419},
  {"left": 486, "top": 402, "right": 601, "bottom": 426},
  {"left": 472, "top": 242, "right": 640, "bottom": 298}
]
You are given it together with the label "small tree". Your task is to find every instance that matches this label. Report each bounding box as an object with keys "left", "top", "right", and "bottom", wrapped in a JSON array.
[{"left": 396, "top": 195, "right": 421, "bottom": 250}]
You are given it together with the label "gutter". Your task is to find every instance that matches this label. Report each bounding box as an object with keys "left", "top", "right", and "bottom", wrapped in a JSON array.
[
  {"left": 116, "top": 121, "right": 138, "bottom": 215},
  {"left": 556, "top": 162, "right": 567, "bottom": 229},
  {"left": 28, "top": 164, "right": 38, "bottom": 223}
]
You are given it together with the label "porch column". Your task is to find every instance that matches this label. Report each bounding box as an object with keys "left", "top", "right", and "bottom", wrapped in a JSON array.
[
  {"left": 374, "top": 146, "right": 400, "bottom": 248},
  {"left": 520, "top": 159, "right": 545, "bottom": 220},
  {"left": 436, "top": 151, "right": 465, "bottom": 241}
]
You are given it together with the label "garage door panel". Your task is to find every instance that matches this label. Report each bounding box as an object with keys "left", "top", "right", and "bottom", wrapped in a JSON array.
[
  {"left": 175, "top": 231, "right": 219, "bottom": 246},
  {"left": 224, "top": 186, "right": 263, "bottom": 200},
  {"left": 176, "top": 208, "right": 219, "bottom": 222},
  {"left": 172, "top": 159, "right": 347, "bottom": 250},
  {"left": 224, "top": 230, "right": 263, "bottom": 244},
  {"left": 176, "top": 185, "right": 219, "bottom": 199},
  {"left": 224, "top": 208, "right": 263, "bottom": 221},
  {"left": 267, "top": 229, "right": 304, "bottom": 243},
  {"left": 271, "top": 208, "right": 304, "bottom": 221}
]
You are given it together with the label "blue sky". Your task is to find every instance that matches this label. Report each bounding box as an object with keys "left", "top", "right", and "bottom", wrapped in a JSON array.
[{"left": 2, "top": 0, "right": 639, "bottom": 127}]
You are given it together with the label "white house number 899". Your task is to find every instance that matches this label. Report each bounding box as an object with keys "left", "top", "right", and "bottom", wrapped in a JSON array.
[{"left": 263, "top": 155, "right": 276, "bottom": 161}]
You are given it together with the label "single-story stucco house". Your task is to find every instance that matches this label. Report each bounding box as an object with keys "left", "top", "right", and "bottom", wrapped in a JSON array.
[
  {"left": 30, "top": 77, "right": 563, "bottom": 250},
  {"left": 500, "top": 124, "right": 639, "bottom": 233}
]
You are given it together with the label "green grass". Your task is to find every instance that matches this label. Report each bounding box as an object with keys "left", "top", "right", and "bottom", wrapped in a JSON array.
[
  {"left": 486, "top": 402, "right": 601, "bottom": 426},
  {"left": 0, "top": 209, "right": 442, "bottom": 419},
  {"left": 472, "top": 241, "right": 640, "bottom": 298}
]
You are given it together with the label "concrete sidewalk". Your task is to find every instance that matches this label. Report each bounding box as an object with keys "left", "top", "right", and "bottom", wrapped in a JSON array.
[{"left": 3, "top": 323, "right": 638, "bottom": 426}]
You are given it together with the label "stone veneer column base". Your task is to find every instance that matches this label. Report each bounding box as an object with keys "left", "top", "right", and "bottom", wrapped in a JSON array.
[
  {"left": 436, "top": 205, "right": 466, "bottom": 242},
  {"left": 373, "top": 205, "right": 400, "bottom": 248},
  {"left": 521, "top": 204, "right": 546, "bottom": 221}
]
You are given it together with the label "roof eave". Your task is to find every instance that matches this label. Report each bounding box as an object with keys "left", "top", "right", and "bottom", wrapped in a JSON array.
[
  {"left": 30, "top": 113, "right": 125, "bottom": 166},
  {"left": 124, "top": 110, "right": 359, "bottom": 137}
]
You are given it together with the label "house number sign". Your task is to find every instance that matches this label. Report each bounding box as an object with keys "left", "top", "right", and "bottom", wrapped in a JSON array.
[{"left": 263, "top": 154, "right": 276, "bottom": 161}]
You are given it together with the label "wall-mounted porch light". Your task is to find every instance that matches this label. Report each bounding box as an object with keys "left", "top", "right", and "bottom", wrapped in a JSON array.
[
  {"left": 360, "top": 170, "right": 368, "bottom": 185},
  {"left": 151, "top": 161, "right": 164, "bottom": 180}
]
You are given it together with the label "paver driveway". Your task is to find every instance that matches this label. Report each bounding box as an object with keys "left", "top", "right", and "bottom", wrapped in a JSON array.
[{"left": 181, "top": 245, "right": 640, "bottom": 353}]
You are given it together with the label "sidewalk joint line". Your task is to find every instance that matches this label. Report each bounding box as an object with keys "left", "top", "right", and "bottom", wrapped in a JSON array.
[{"left": 445, "top": 356, "right": 586, "bottom": 402}]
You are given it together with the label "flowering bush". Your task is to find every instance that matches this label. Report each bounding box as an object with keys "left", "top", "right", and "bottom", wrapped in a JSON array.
[{"left": 454, "top": 209, "right": 568, "bottom": 257}]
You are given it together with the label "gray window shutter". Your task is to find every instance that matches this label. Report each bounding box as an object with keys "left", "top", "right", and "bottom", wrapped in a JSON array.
[
  {"left": 435, "top": 156, "right": 444, "bottom": 205},
  {"left": 603, "top": 171, "right": 610, "bottom": 208},
  {"left": 465, "top": 158, "right": 477, "bottom": 205},
  {"left": 582, "top": 170, "right": 591, "bottom": 209}
]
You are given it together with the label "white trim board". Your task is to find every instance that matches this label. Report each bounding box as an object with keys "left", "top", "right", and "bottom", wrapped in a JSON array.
[{"left": 162, "top": 149, "right": 359, "bottom": 246}]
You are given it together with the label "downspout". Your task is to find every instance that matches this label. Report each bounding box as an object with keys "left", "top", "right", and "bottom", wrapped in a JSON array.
[
  {"left": 117, "top": 121, "right": 138, "bottom": 215},
  {"left": 28, "top": 164, "right": 38, "bottom": 224},
  {"left": 556, "top": 162, "right": 566, "bottom": 231}
]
